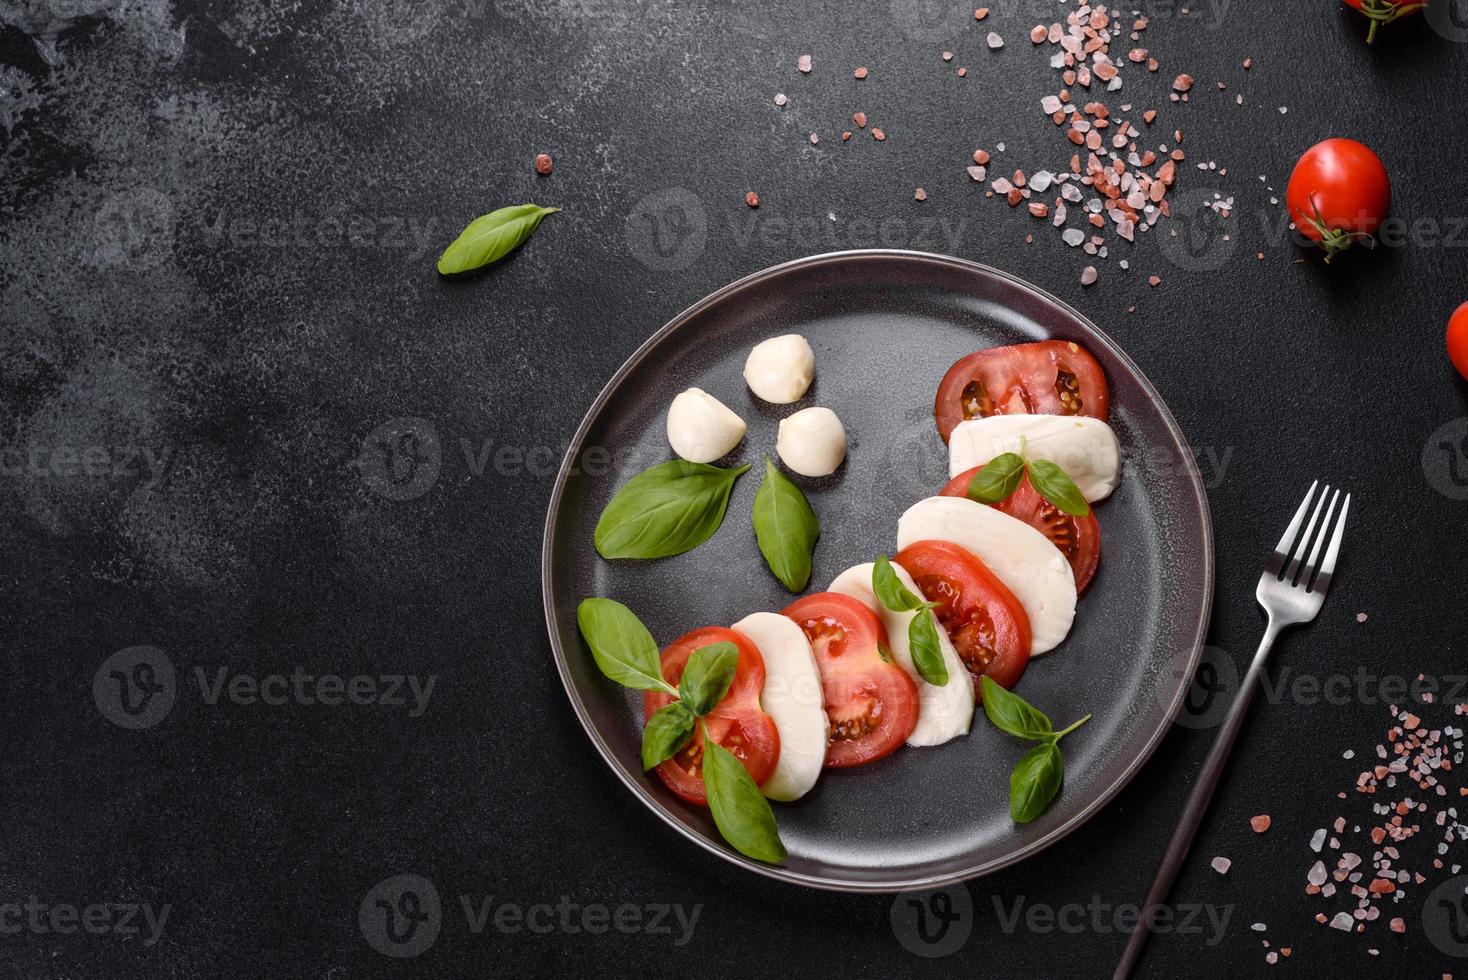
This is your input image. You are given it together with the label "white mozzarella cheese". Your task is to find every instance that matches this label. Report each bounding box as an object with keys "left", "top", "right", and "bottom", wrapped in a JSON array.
[
  {"left": 896, "top": 496, "right": 1077, "bottom": 656},
  {"left": 732, "top": 612, "right": 827, "bottom": 801},
  {"left": 948, "top": 414, "right": 1121, "bottom": 502}
]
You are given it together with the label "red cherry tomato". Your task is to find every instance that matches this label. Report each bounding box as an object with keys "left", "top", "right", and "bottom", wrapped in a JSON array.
[
  {"left": 1285, "top": 138, "right": 1390, "bottom": 262},
  {"left": 1448, "top": 302, "right": 1468, "bottom": 383},
  {"left": 940, "top": 465, "right": 1102, "bottom": 593},
  {"left": 643, "top": 626, "right": 780, "bottom": 805},
  {"left": 1343, "top": 0, "right": 1426, "bottom": 44},
  {"left": 781, "top": 593, "right": 919, "bottom": 768},
  {"left": 934, "top": 340, "right": 1110, "bottom": 443},
  {"left": 893, "top": 540, "right": 1032, "bottom": 698}
]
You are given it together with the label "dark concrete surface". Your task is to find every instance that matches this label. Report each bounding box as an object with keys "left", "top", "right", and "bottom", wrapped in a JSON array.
[{"left": 4, "top": 0, "right": 1468, "bottom": 976}]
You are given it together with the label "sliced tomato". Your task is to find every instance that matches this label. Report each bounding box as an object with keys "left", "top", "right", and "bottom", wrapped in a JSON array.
[
  {"left": 934, "top": 340, "right": 1109, "bottom": 442},
  {"left": 940, "top": 464, "right": 1102, "bottom": 593},
  {"left": 781, "top": 593, "right": 918, "bottom": 768},
  {"left": 894, "top": 540, "right": 1031, "bottom": 697},
  {"left": 643, "top": 626, "right": 779, "bottom": 806}
]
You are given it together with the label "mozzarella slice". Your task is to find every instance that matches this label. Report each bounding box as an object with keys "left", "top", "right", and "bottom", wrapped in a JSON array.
[
  {"left": 828, "top": 562, "right": 975, "bottom": 746},
  {"left": 732, "top": 612, "right": 827, "bottom": 801},
  {"left": 897, "top": 496, "right": 1077, "bottom": 656},
  {"left": 948, "top": 414, "right": 1121, "bottom": 502}
]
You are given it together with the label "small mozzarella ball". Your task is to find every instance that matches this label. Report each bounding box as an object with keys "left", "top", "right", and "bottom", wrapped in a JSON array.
[
  {"left": 777, "top": 407, "right": 847, "bottom": 477},
  {"left": 743, "top": 334, "right": 816, "bottom": 404},
  {"left": 666, "top": 388, "right": 747, "bottom": 463}
]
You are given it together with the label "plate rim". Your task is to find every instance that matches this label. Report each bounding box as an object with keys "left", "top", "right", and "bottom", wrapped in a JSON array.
[{"left": 540, "top": 248, "right": 1215, "bottom": 893}]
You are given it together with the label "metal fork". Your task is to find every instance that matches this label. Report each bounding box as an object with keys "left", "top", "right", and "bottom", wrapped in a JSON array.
[{"left": 1114, "top": 482, "right": 1351, "bottom": 979}]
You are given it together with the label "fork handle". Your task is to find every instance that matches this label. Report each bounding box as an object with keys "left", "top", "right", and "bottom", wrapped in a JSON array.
[{"left": 1113, "top": 620, "right": 1284, "bottom": 980}]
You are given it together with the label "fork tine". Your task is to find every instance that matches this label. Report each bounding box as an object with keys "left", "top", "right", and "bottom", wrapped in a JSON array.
[
  {"left": 1308, "top": 493, "right": 1350, "bottom": 596},
  {"left": 1265, "top": 481, "right": 1318, "bottom": 577},
  {"left": 1300, "top": 489, "right": 1341, "bottom": 583},
  {"left": 1283, "top": 485, "right": 1331, "bottom": 584}
]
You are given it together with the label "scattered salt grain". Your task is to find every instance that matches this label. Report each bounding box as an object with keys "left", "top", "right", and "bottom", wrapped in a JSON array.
[
  {"left": 1211, "top": 856, "right": 1231, "bottom": 875},
  {"left": 988, "top": 32, "right": 1005, "bottom": 49}
]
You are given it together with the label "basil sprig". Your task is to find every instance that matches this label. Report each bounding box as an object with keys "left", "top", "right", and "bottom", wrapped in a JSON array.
[
  {"left": 1010, "top": 742, "right": 1064, "bottom": 823},
  {"left": 1026, "top": 459, "right": 1089, "bottom": 517},
  {"left": 575, "top": 598, "right": 787, "bottom": 863},
  {"left": 981, "top": 676, "right": 1091, "bottom": 823},
  {"left": 964, "top": 451, "right": 1090, "bottom": 517},
  {"left": 595, "top": 460, "right": 751, "bottom": 560},
  {"left": 639, "top": 640, "right": 737, "bottom": 769},
  {"left": 752, "top": 457, "right": 820, "bottom": 592},
  {"left": 437, "top": 204, "right": 559, "bottom": 274},
  {"left": 677, "top": 642, "right": 738, "bottom": 715},
  {"left": 641, "top": 702, "right": 696, "bottom": 770},
  {"left": 965, "top": 453, "right": 1026, "bottom": 504},
  {"left": 576, "top": 598, "right": 679, "bottom": 696},
  {"left": 872, "top": 556, "right": 948, "bottom": 687},
  {"left": 872, "top": 554, "right": 926, "bottom": 612},
  {"left": 703, "top": 722, "right": 787, "bottom": 863}
]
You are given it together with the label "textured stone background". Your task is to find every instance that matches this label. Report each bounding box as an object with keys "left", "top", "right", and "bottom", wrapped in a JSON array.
[{"left": 4, "top": 0, "right": 1468, "bottom": 975}]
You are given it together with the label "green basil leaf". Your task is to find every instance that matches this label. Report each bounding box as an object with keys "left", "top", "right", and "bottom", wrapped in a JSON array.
[
  {"left": 966, "top": 453, "right": 1026, "bottom": 504},
  {"left": 595, "top": 460, "right": 751, "bottom": 560},
  {"left": 981, "top": 675, "right": 1053, "bottom": 740},
  {"left": 1026, "top": 458, "right": 1090, "bottom": 517},
  {"left": 1009, "top": 741, "right": 1064, "bottom": 823},
  {"left": 907, "top": 610, "right": 949, "bottom": 687},
  {"left": 752, "top": 457, "right": 820, "bottom": 592},
  {"left": 575, "top": 598, "right": 677, "bottom": 696},
  {"left": 437, "top": 204, "right": 559, "bottom": 274},
  {"left": 641, "top": 701, "right": 696, "bottom": 770},
  {"left": 677, "top": 642, "right": 739, "bottom": 716},
  {"left": 872, "top": 554, "right": 926, "bottom": 612},
  {"left": 702, "top": 724, "right": 786, "bottom": 863}
]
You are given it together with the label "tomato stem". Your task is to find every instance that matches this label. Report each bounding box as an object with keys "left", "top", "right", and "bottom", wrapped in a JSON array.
[
  {"left": 1305, "top": 193, "right": 1376, "bottom": 264},
  {"left": 1354, "top": 0, "right": 1428, "bottom": 44}
]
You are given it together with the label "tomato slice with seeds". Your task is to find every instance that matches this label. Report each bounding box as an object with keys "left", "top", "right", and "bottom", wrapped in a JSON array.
[
  {"left": 940, "top": 464, "right": 1102, "bottom": 593},
  {"left": 934, "top": 340, "right": 1110, "bottom": 443},
  {"left": 781, "top": 593, "right": 918, "bottom": 768},
  {"left": 893, "top": 540, "right": 1031, "bottom": 697},
  {"left": 643, "top": 626, "right": 779, "bottom": 806}
]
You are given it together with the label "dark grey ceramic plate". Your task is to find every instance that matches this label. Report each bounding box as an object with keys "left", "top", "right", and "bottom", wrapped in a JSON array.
[{"left": 542, "top": 250, "right": 1213, "bottom": 892}]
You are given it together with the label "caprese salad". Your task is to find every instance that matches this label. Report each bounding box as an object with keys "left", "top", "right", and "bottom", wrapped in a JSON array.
[{"left": 578, "top": 338, "right": 1119, "bottom": 863}]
